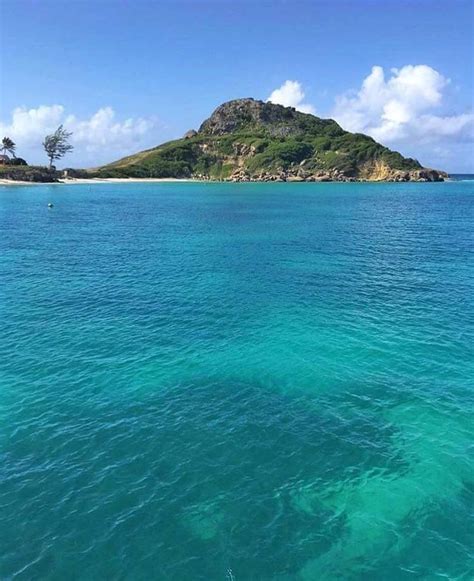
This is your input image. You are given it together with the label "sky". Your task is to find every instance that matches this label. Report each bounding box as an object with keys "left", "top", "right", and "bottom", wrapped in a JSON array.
[{"left": 0, "top": 0, "right": 473, "bottom": 171}]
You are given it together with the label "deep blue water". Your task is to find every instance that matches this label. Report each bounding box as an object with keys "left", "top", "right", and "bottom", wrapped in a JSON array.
[{"left": 1, "top": 181, "right": 473, "bottom": 580}]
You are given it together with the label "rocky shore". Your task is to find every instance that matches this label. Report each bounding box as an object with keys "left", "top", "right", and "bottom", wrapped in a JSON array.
[
  {"left": 223, "top": 166, "right": 447, "bottom": 183},
  {"left": 0, "top": 166, "right": 59, "bottom": 183}
]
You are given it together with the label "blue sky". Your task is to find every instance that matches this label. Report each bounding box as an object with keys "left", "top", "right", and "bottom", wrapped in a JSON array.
[{"left": 1, "top": 0, "right": 473, "bottom": 171}]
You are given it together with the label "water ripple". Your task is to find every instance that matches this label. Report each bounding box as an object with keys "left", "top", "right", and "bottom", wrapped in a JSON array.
[{"left": 1, "top": 181, "right": 473, "bottom": 580}]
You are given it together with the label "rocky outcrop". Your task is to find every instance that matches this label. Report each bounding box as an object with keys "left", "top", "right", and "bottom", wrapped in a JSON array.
[
  {"left": 222, "top": 166, "right": 447, "bottom": 183},
  {"left": 0, "top": 166, "right": 59, "bottom": 182},
  {"left": 199, "top": 98, "right": 341, "bottom": 138},
  {"left": 357, "top": 160, "right": 447, "bottom": 183},
  {"left": 99, "top": 98, "right": 448, "bottom": 182}
]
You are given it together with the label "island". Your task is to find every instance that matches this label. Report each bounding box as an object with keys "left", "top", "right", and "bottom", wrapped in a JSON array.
[
  {"left": 1, "top": 98, "right": 448, "bottom": 183},
  {"left": 96, "top": 99, "right": 447, "bottom": 182}
]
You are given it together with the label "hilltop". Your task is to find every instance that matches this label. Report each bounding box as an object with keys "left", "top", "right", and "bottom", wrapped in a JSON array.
[{"left": 95, "top": 98, "right": 447, "bottom": 182}]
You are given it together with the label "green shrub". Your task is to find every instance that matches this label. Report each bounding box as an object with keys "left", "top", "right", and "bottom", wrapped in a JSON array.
[
  {"left": 247, "top": 140, "right": 313, "bottom": 172},
  {"left": 8, "top": 157, "right": 28, "bottom": 166}
]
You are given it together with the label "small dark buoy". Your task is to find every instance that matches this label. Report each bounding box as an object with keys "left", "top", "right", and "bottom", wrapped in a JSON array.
[{"left": 48, "top": 202, "right": 54, "bottom": 208}]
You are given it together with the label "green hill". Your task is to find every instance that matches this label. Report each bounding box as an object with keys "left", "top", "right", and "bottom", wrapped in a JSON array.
[{"left": 95, "top": 98, "right": 447, "bottom": 182}]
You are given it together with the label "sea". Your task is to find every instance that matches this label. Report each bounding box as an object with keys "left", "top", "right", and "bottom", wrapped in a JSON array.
[{"left": 1, "top": 179, "right": 473, "bottom": 580}]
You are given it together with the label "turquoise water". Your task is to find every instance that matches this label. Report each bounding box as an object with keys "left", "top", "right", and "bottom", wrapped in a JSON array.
[{"left": 1, "top": 181, "right": 473, "bottom": 580}]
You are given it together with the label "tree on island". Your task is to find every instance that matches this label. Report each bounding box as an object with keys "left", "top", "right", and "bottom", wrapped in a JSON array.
[
  {"left": 1, "top": 137, "right": 16, "bottom": 162},
  {"left": 43, "top": 125, "right": 74, "bottom": 170}
]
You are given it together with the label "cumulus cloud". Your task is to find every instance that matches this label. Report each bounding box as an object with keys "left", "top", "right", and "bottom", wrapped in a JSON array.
[
  {"left": 267, "top": 80, "right": 316, "bottom": 114},
  {"left": 331, "top": 65, "right": 474, "bottom": 145},
  {"left": 0, "top": 105, "right": 65, "bottom": 144},
  {"left": 0, "top": 105, "right": 158, "bottom": 166}
]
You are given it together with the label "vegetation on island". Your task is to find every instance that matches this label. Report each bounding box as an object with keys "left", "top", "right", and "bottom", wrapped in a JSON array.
[
  {"left": 1, "top": 137, "right": 16, "bottom": 161},
  {"left": 0, "top": 164, "right": 59, "bottom": 182},
  {"left": 1, "top": 100, "right": 446, "bottom": 183},
  {"left": 0, "top": 126, "right": 74, "bottom": 182},
  {"left": 95, "top": 99, "right": 446, "bottom": 182}
]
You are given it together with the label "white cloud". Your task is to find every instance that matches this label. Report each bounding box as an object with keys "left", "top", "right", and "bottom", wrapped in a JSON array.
[
  {"left": 331, "top": 65, "right": 474, "bottom": 145},
  {"left": 265, "top": 69, "right": 473, "bottom": 169},
  {"left": 267, "top": 80, "right": 316, "bottom": 114},
  {"left": 0, "top": 105, "right": 65, "bottom": 144},
  {"left": 0, "top": 105, "right": 158, "bottom": 166}
]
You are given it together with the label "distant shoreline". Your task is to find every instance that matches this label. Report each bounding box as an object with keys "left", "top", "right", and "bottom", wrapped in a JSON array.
[
  {"left": 0, "top": 176, "right": 462, "bottom": 187},
  {"left": 0, "top": 177, "right": 195, "bottom": 186}
]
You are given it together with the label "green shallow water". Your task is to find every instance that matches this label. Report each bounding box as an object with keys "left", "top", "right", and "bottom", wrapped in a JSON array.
[{"left": 1, "top": 181, "right": 473, "bottom": 580}]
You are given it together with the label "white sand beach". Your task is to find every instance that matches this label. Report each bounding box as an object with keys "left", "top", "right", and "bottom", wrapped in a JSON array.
[{"left": 0, "top": 177, "right": 195, "bottom": 186}]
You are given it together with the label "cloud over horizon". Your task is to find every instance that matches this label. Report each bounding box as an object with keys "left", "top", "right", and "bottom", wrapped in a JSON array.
[
  {"left": 267, "top": 66, "right": 473, "bottom": 171},
  {"left": 2, "top": 66, "right": 472, "bottom": 172},
  {"left": 331, "top": 65, "right": 473, "bottom": 146},
  {"left": 267, "top": 80, "right": 316, "bottom": 114},
  {"left": 0, "top": 105, "right": 159, "bottom": 166}
]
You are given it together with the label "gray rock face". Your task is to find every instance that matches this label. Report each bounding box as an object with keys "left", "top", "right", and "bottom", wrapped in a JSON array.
[
  {"left": 184, "top": 129, "right": 198, "bottom": 139},
  {"left": 199, "top": 98, "right": 341, "bottom": 138},
  {"left": 221, "top": 165, "right": 448, "bottom": 183},
  {"left": 410, "top": 168, "right": 448, "bottom": 182}
]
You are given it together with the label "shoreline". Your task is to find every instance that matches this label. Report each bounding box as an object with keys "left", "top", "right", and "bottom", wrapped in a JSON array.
[
  {"left": 0, "top": 177, "right": 195, "bottom": 186},
  {"left": 0, "top": 176, "right": 456, "bottom": 187}
]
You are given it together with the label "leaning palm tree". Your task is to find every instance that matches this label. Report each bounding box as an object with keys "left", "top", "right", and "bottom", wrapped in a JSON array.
[{"left": 1, "top": 137, "right": 16, "bottom": 162}]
